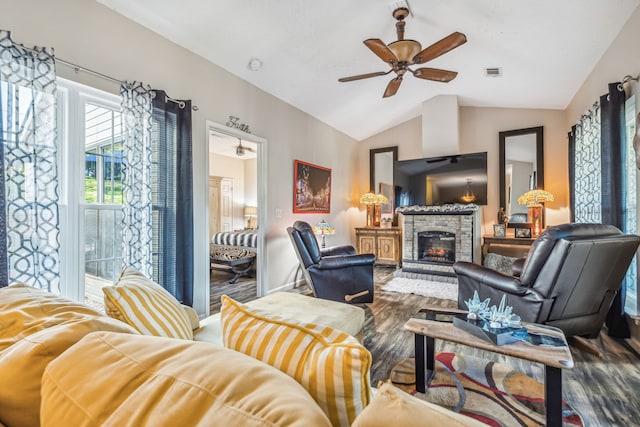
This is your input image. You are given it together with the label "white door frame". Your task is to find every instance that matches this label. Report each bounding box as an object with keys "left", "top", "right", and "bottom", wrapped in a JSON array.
[{"left": 202, "top": 120, "right": 268, "bottom": 306}]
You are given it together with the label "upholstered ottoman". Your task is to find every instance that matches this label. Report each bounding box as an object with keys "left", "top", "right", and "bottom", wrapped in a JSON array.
[{"left": 193, "top": 292, "right": 365, "bottom": 346}]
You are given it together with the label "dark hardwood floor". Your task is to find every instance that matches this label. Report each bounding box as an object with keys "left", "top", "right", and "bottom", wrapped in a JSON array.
[{"left": 210, "top": 267, "right": 640, "bottom": 426}]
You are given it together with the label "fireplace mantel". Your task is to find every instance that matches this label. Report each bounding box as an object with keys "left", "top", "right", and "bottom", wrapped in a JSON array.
[{"left": 396, "top": 203, "right": 479, "bottom": 215}]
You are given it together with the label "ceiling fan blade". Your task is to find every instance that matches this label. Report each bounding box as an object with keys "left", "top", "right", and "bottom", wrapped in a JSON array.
[
  {"left": 338, "top": 71, "right": 390, "bottom": 82},
  {"left": 426, "top": 157, "right": 447, "bottom": 163},
  {"left": 364, "top": 39, "right": 399, "bottom": 64},
  {"left": 412, "top": 32, "right": 467, "bottom": 64},
  {"left": 412, "top": 67, "right": 458, "bottom": 82},
  {"left": 383, "top": 76, "right": 403, "bottom": 98}
]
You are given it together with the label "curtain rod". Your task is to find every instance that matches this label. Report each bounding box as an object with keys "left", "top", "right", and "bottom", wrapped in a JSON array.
[
  {"left": 617, "top": 74, "right": 639, "bottom": 92},
  {"left": 56, "top": 59, "right": 198, "bottom": 110},
  {"left": 56, "top": 57, "right": 125, "bottom": 86},
  {"left": 18, "top": 46, "right": 197, "bottom": 111}
]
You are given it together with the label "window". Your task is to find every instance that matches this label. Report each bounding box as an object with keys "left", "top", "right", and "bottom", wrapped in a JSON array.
[
  {"left": 57, "top": 79, "right": 123, "bottom": 307},
  {"left": 84, "top": 104, "right": 124, "bottom": 204},
  {"left": 625, "top": 95, "right": 638, "bottom": 316}
]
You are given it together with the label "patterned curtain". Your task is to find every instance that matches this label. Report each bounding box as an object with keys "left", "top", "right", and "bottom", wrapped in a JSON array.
[
  {"left": 151, "top": 90, "right": 193, "bottom": 305},
  {"left": 0, "top": 30, "right": 59, "bottom": 291},
  {"left": 120, "top": 85, "right": 193, "bottom": 304},
  {"left": 569, "top": 83, "right": 636, "bottom": 338},
  {"left": 569, "top": 104, "right": 601, "bottom": 223},
  {"left": 601, "top": 83, "right": 632, "bottom": 337},
  {"left": 120, "top": 82, "right": 153, "bottom": 277}
]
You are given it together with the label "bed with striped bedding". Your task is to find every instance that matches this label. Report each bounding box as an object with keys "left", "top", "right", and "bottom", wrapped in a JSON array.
[
  {"left": 211, "top": 230, "right": 258, "bottom": 248},
  {"left": 210, "top": 230, "right": 257, "bottom": 284}
]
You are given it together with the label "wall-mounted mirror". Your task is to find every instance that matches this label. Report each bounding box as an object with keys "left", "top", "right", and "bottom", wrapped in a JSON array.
[
  {"left": 370, "top": 146, "right": 398, "bottom": 223},
  {"left": 499, "top": 126, "right": 544, "bottom": 225}
]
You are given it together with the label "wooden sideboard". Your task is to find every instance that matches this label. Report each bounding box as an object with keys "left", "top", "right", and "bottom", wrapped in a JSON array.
[
  {"left": 482, "top": 236, "right": 535, "bottom": 260},
  {"left": 355, "top": 227, "right": 402, "bottom": 267}
]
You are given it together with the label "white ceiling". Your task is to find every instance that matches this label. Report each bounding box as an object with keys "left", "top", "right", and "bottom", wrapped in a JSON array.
[{"left": 99, "top": 0, "right": 640, "bottom": 141}]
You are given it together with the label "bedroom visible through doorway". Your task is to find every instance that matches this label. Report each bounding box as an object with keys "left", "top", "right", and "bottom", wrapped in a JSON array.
[{"left": 208, "top": 130, "right": 260, "bottom": 311}]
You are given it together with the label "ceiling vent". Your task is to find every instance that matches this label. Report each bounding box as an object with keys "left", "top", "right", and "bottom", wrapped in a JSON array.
[{"left": 484, "top": 67, "right": 502, "bottom": 77}]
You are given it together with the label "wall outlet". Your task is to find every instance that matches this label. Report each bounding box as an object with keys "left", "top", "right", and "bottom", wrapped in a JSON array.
[{"left": 275, "top": 208, "right": 282, "bottom": 218}]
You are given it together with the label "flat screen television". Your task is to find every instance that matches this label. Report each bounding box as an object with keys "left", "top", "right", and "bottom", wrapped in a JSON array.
[{"left": 394, "top": 151, "right": 488, "bottom": 207}]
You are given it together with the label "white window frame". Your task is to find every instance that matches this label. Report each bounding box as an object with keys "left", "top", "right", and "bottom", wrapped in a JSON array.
[{"left": 57, "top": 78, "right": 122, "bottom": 302}]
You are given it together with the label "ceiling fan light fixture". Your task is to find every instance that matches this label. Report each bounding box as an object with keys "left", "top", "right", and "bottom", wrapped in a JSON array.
[
  {"left": 388, "top": 40, "right": 422, "bottom": 62},
  {"left": 338, "top": 6, "right": 466, "bottom": 97}
]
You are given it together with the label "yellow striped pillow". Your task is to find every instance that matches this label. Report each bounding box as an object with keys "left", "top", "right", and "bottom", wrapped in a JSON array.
[
  {"left": 103, "top": 268, "right": 193, "bottom": 340},
  {"left": 220, "top": 295, "right": 371, "bottom": 427}
]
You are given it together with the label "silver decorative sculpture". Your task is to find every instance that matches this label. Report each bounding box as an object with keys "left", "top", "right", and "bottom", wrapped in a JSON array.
[
  {"left": 465, "top": 292, "right": 522, "bottom": 328},
  {"left": 485, "top": 295, "right": 521, "bottom": 329},
  {"left": 464, "top": 290, "right": 490, "bottom": 320}
]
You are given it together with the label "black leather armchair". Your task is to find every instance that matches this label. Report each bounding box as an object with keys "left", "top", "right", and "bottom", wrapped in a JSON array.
[
  {"left": 287, "top": 221, "right": 375, "bottom": 304},
  {"left": 454, "top": 223, "right": 640, "bottom": 338}
]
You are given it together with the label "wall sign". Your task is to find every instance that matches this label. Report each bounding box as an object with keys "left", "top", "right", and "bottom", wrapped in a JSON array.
[{"left": 226, "top": 115, "right": 251, "bottom": 133}]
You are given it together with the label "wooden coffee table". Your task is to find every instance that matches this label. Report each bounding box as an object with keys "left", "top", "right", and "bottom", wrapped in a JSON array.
[{"left": 404, "top": 305, "right": 574, "bottom": 427}]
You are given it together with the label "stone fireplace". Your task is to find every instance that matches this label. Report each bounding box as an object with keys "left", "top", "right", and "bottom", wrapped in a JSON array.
[{"left": 395, "top": 205, "right": 482, "bottom": 283}]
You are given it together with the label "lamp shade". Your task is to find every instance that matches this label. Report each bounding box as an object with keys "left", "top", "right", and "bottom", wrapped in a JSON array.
[
  {"left": 313, "top": 220, "right": 335, "bottom": 236},
  {"left": 359, "top": 192, "right": 388, "bottom": 205},
  {"left": 244, "top": 206, "right": 258, "bottom": 216},
  {"left": 517, "top": 189, "right": 554, "bottom": 206}
]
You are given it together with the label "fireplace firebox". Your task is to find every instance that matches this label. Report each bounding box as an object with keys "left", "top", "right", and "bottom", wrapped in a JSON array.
[{"left": 418, "top": 231, "right": 456, "bottom": 264}]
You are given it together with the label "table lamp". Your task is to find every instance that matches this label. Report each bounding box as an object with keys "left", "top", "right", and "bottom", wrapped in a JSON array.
[
  {"left": 517, "top": 189, "right": 554, "bottom": 237},
  {"left": 244, "top": 206, "right": 258, "bottom": 229},
  {"left": 313, "top": 219, "right": 335, "bottom": 248},
  {"left": 359, "top": 192, "right": 389, "bottom": 227}
]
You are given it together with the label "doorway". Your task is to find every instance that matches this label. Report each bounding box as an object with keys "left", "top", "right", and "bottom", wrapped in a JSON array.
[{"left": 205, "top": 122, "right": 267, "bottom": 313}]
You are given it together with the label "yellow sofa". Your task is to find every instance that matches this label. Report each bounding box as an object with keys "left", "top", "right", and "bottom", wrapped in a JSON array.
[
  {"left": 0, "top": 283, "right": 331, "bottom": 427},
  {"left": 0, "top": 282, "right": 486, "bottom": 427}
]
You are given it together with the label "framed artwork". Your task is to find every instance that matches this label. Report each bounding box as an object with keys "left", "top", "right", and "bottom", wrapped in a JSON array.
[
  {"left": 493, "top": 223, "right": 506, "bottom": 237},
  {"left": 379, "top": 182, "right": 394, "bottom": 214},
  {"left": 515, "top": 226, "right": 532, "bottom": 238},
  {"left": 293, "top": 160, "right": 331, "bottom": 213}
]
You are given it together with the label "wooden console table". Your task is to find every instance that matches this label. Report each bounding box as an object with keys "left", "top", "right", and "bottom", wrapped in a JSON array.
[
  {"left": 482, "top": 236, "right": 535, "bottom": 260},
  {"left": 355, "top": 227, "right": 402, "bottom": 267}
]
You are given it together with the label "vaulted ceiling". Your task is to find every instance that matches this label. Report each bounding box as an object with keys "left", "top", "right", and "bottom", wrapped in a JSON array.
[{"left": 99, "top": 0, "right": 640, "bottom": 141}]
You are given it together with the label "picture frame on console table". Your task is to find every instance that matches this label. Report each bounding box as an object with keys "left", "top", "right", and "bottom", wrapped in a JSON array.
[
  {"left": 493, "top": 223, "right": 506, "bottom": 237},
  {"left": 515, "top": 226, "right": 532, "bottom": 238}
]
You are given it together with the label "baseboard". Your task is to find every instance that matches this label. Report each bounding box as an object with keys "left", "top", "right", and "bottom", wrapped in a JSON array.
[{"left": 267, "top": 278, "right": 305, "bottom": 294}]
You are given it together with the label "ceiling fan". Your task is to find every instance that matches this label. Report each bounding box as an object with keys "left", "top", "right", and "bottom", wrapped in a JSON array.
[
  {"left": 338, "top": 7, "right": 467, "bottom": 98},
  {"left": 426, "top": 155, "right": 459, "bottom": 164},
  {"left": 236, "top": 139, "right": 255, "bottom": 156}
]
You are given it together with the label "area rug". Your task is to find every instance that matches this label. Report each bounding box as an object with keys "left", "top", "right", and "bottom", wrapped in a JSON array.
[
  {"left": 390, "top": 353, "right": 584, "bottom": 427},
  {"left": 381, "top": 277, "right": 458, "bottom": 301}
]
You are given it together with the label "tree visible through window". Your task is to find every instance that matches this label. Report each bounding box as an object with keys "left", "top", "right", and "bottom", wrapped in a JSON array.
[
  {"left": 83, "top": 103, "right": 124, "bottom": 282},
  {"left": 85, "top": 104, "right": 124, "bottom": 204}
]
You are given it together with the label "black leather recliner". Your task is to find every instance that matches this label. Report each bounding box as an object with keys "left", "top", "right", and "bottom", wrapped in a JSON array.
[
  {"left": 287, "top": 221, "right": 375, "bottom": 304},
  {"left": 453, "top": 223, "right": 640, "bottom": 338}
]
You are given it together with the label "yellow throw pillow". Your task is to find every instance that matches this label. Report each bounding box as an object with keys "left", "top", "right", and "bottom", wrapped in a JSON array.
[
  {"left": 352, "top": 381, "right": 487, "bottom": 427},
  {"left": 220, "top": 295, "right": 372, "bottom": 427},
  {"left": 103, "top": 268, "right": 193, "bottom": 340}
]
